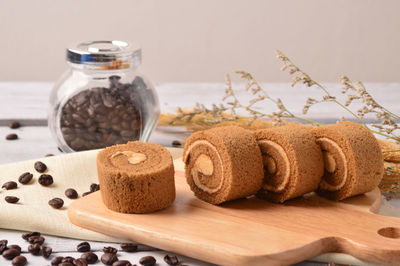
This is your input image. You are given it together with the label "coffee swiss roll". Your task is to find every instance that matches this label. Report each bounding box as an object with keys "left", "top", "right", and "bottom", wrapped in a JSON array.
[
  {"left": 183, "top": 126, "right": 264, "bottom": 204},
  {"left": 97, "top": 141, "right": 175, "bottom": 214},
  {"left": 311, "top": 121, "right": 384, "bottom": 200},
  {"left": 254, "top": 125, "right": 324, "bottom": 203}
]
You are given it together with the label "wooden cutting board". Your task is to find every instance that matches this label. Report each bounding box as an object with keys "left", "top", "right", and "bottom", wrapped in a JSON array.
[{"left": 68, "top": 166, "right": 400, "bottom": 266}]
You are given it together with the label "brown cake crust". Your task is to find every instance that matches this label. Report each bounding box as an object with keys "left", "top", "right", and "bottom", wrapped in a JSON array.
[
  {"left": 254, "top": 125, "right": 324, "bottom": 203},
  {"left": 97, "top": 141, "right": 175, "bottom": 213},
  {"left": 183, "top": 126, "right": 264, "bottom": 204},
  {"left": 311, "top": 121, "right": 384, "bottom": 200}
]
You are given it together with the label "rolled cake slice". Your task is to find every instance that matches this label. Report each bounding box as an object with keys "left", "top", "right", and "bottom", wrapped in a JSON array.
[
  {"left": 97, "top": 141, "right": 175, "bottom": 213},
  {"left": 254, "top": 125, "right": 324, "bottom": 203},
  {"left": 183, "top": 126, "right": 264, "bottom": 204},
  {"left": 311, "top": 121, "right": 384, "bottom": 201}
]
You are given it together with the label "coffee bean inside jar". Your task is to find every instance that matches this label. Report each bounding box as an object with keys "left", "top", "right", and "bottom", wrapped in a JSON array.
[
  {"left": 50, "top": 40, "right": 160, "bottom": 152},
  {"left": 60, "top": 76, "right": 143, "bottom": 151}
]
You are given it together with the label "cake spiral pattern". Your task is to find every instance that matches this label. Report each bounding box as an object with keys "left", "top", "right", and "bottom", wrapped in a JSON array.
[
  {"left": 183, "top": 126, "right": 264, "bottom": 204},
  {"left": 255, "top": 125, "right": 324, "bottom": 203},
  {"left": 97, "top": 141, "right": 175, "bottom": 213},
  {"left": 311, "top": 121, "right": 384, "bottom": 200}
]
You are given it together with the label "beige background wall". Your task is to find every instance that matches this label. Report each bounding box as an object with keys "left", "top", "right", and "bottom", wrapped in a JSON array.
[{"left": 0, "top": 0, "right": 399, "bottom": 83}]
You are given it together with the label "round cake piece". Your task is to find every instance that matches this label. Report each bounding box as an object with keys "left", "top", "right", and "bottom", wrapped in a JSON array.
[
  {"left": 97, "top": 141, "right": 175, "bottom": 213},
  {"left": 254, "top": 125, "right": 324, "bottom": 203},
  {"left": 183, "top": 126, "right": 264, "bottom": 205},
  {"left": 311, "top": 121, "right": 384, "bottom": 201}
]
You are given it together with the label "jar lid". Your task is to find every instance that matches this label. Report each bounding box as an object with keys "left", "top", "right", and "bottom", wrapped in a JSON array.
[{"left": 66, "top": 40, "right": 141, "bottom": 69}]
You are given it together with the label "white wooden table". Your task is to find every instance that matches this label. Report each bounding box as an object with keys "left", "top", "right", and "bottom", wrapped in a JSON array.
[{"left": 1, "top": 82, "right": 399, "bottom": 266}]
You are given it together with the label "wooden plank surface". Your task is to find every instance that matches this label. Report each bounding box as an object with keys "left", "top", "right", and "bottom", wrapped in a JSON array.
[{"left": 69, "top": 171, "right": 400, "bottom": 266}]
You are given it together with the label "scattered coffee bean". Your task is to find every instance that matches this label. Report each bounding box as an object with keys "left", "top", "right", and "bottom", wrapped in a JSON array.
[
  {"left": 81, "top": 252, "right": 98, "bottom": 264},
  {"left": 9, "top": 121, "right": 21, "bottom": 129},
  {"left": 18, "top": 172, "right": 33, "bottom": 184},
  {"left": 62, "top": 256, "right": 75, "bottom": 263},
  {"left": 103, "top": 246, "right": 118, "bottom": 254},
  {"left": 59, "top": 263, "right": 74, "bottom": 266},
  {"left": 171, "top": 140, "right": 182, "bottom": 147},
  {"left": 82, "top": 191, "right": 92, "bottom": 197},
  {"left": 34, "top": 161, "right": 47, "bottom": 173},
  {"left": 164, "top": 255, "right": 179, "bottom": 265},
  {"left": 112, "top": 260, "right": 132, "bottom": 266},
  {"left": 77, "top": 241, "right": 91, "bottom": 252},
  {"left": 101, "top": 252, "right": 118, "bottom": 265},
  {"left": 73, "top": 258, "right": 88, "bottom": 266},
  {"left": 28, "top": 235, "right": 45, "bottom": 245},
  {"left": 139, "top": 256, "right": 156, "bottom": 266},
  {"left": 5, "top": 196, "right": 19, "bottom": 204},
  {"left": 40, "top": 245, "right": 52, "bottom": 258},
  {"left": 12, "top": 255, "right": 27, "bottom": 266},
  {"left": 60, "top": 76, "right": 144, "bottom": 151},
  {"left": 120, "top": 243, "right": 138, "bottom": 252},
  {"left": 90, "top": 183, "right": 100, "bottom": 192},
  {"left": 38, "top": 174, "right": 54, "bottom": 186},
  {"left": 45, "top": 153, "right": 55, "bottom": 157},
  {"left": 2, "top": 181, "right": 17, "bottom": 190},
  {"left": 7, "top": 245, "right": 21, "bottom": 252},
  {"left": 0, "top": 239, "right": 8, "bottom": 254},
  {"left": 6, "top": 133, "right": 18, "bottom": 140},
  {"left": 22, "top": 231, "right": 40, "bottom": 240},
  {"left": 49, "top": 197, "right": 64, "bottom": 209},
  {"left": 2, "top": 248, "right": 20, "bottom": 260},
  {"left": 65, "top": 188, "right": 78, "bottom": 199},
  {"left": 28, "top": 243, "right": 41, "bottom": 255},
  {"left": 51, "top": 256, "right": 64, "bottom": 265}
]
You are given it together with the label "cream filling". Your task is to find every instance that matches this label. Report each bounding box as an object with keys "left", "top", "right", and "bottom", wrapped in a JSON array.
[
  {"left": 183, "top": 140, "right": 224, "bottom": 193},
  {"left": 111, "top": 151, "right": 147, "bottom": 165},
  {"left": 316, "top": 137, "right": 347, "bottom": 191},
  {"left": 258, "top": 140, "right": 290, "bottom": 193}
]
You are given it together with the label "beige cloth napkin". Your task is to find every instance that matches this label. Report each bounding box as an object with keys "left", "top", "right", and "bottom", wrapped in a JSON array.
[{"left": 0, "top": 148, "right": 183, "bottom": 242}]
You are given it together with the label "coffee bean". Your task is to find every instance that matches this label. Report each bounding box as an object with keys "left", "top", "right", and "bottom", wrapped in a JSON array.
[
  {"left": 81, "top": 252, "right": 98, "bottom": 264},
  {"left": 49, "top": 198, "right": 64, "bottom": 209},
  {"left": 7, "top": 245, "right": 21, "bottom": 252},
  {"left": 112, "top": 260, "right": 132, "bottom": 266},
  {"left": 28, "top": 235, "right": 45, "bottom": 245},
  {"left": 45, "top": 153, "right": 55, "bottom": 157},
  {"left": 139, "top": 256, "right": 156, "bottom": 266},
  {"left": 18, "top": 172, "right": 33, "bottom": 184},
  {"left": 2, "top": 181, "right": 17, "bottom": 190},
  {"left": 120, "top": 243, "right": 137, "bottom": 252},
  {"left": 163, "top": 255, "right": 179, "bottom": 265},
  {"left": 5, "top": 196, "right": 19, "bottom": 204},
  {"left": 22, "top": 231, "right": 40, "bottom": 240},
  {"left": 9, "top": 121, "right": 21, "bottom": 129},
  {"left": 65, "top": 188, "right": 78, "bottom": 199},
  {"left": 12, "top": 255, "right": 27, "bottom": 266},
  {"left": 34, "top": 161, "right": 47, "bottom": 173},
  {"left": 28, "top": 243, "right": 41, "bottom": 255},
  {"left": 103, "top": 246, "right": 117, "bottom": 254},
  {"left": 101, "top": 253, "right": 118, "bottom": 265},
  {"left": 90, "top": 183, "right": 100, "bottom": 192},
  {"left": 38, "top": 174, "right": 53, "bottom": 186},
  {"left": 77, "top": 241, "right": 91, "bottom": 252},
  {"left": 3, "top": 248, "right": 20, "bottom": 260},
  {"left": 51, "top": 256, "right": 64, "bottom": 265},
  {"left": 6, "top": 133, "right": 18, "bottom": 140},
  {"left": 62, "top": 256, "right": 75, "bottom": 263},
  {"left": 40, "top": 245, "right": 52, "bottom": 258},
  {"left": 73, "top": 258, "right": 88, "bottom": 266},
  {"left": 171, "top": 140, "right": 182, "bottom": 147},
  {"left": 82, "top": 191, "right": 92, "bottom": 197},
  {"left": 0, "top": 239, "right": 8, "bottom": 254},
  {"left": 59, "top": 263, "right": 74, "bottom": 266}
]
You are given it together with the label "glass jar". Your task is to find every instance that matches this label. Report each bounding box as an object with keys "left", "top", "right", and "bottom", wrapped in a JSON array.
[{"left": 49, "top": 40, "right": 159, "bottom": 152}]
